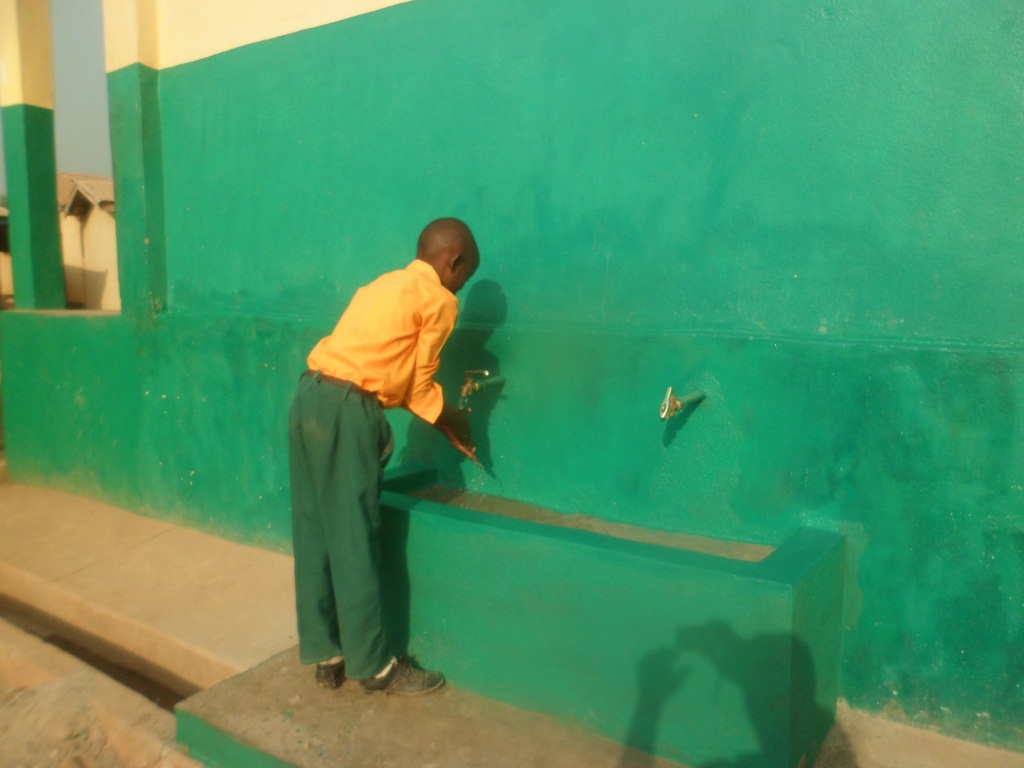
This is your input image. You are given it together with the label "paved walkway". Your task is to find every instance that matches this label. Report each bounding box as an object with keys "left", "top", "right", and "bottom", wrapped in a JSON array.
[{"left": 0, "top": 481, "right": 296, "bottom": 694}]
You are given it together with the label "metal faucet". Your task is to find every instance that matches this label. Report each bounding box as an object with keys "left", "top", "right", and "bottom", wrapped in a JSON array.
[
  {"left": 459, "top": 370, "right": 490, "bottom": 410},
  {"left": 660, "top": 387, "right": 705, "bottom": 420}
]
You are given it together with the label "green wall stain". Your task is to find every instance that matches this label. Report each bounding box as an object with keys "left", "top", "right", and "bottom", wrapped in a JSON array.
[
  {"left": 3, "top": 0, "right": 1024, "bottom": 755},
  {"left": 0, "top": 104, "right": 65, "bottom": 309}
]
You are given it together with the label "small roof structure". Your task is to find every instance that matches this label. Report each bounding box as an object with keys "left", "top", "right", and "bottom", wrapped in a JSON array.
[{"left": 57, "top": 173, "right": 116, "bottom": 216}]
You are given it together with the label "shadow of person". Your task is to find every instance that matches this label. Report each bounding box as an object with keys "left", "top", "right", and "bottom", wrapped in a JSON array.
[
  {"left": 399, "top": 280, "right": 508, "bottom": 486},
  {"left": 619, "top": 643, "right": 691, "bottom": 768},
  {"left": 674, "top": 621, "right": 858, "bottom": 768}
]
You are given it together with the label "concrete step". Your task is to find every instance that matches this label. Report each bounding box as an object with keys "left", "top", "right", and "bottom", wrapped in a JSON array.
[{"left": 176, "top": 645, "right": 684, "bottom": 768}]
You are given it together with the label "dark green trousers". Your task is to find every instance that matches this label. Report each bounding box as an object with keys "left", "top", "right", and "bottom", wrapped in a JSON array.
[{"left": 288, "top": 372, "right": 393, "bottom": 679}]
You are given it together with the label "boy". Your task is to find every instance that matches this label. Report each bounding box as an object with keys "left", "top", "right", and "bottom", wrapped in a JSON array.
[{"left": 289, "top": 218, "right": 479, "bottom": 694}]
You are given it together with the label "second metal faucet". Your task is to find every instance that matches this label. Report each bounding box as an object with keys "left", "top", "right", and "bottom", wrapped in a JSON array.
[{"left": 660, "top": 386, "right": 705, "bottom": 420}]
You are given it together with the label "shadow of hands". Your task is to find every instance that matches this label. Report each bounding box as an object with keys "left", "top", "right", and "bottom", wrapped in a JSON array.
[
  {"left": 620, "top": 643, "right": 691, "bottom": 767},
  {"left": 638, "top": 646, "right": 690, "bottom": 704}
]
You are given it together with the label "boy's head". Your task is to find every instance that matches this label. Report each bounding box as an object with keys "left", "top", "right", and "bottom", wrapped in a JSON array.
[{"left": 417, "top": 218, "right": 480, "bottom": 295}]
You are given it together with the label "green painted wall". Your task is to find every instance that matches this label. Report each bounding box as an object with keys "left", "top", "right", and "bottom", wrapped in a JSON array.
[
  {"left": 0, "top": 310, "right": 308, "bottom": 544},
  {"left": 157, "top": 0, "right": 1024, "bottom": 344},
  {"left": 2, "top": 0, "right": 1023, "bottom": 755}
]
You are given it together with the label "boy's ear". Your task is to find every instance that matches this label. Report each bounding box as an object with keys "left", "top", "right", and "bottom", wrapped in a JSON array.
[{"left": 452, "top": 253, "right": 465, "bottom": 269}]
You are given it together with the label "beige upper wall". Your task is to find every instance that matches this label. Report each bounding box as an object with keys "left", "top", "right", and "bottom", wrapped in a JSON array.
[
  {"left": 103, "top": 0, "right": 414, "bottom": 72},
  {"left": 0, "top": 0, "right": 55, "bottom": 108},
  {"left": 102, "top": 0, "right": 159, "bottom": 73}
]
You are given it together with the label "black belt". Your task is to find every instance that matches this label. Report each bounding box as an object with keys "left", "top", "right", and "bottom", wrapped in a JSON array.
[{"left": 303, "top": 370, "right": 377, "bottom": 401}]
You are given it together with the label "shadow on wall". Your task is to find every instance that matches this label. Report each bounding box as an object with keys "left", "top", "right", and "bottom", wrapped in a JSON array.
[
  {"left": 380, "top": 505, "right": 412, "bottom": 658},
  {"left": 620, "top": 622, "right": 858, "bottom": 768},
  {"left": 662, "top": 397, "right": 702, "bottom": 448},
  {"left": 399, "top": 279, "right": 509, "bottom": 485}
]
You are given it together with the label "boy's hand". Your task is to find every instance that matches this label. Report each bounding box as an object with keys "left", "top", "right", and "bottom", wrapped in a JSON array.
[{"left": 434, "top": 403, "right": 480, "bottom": 464}]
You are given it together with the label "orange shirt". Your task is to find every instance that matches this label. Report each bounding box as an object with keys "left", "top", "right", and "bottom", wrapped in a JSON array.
[{"left": 306, "top": 259, "right": 458, "bottom": 424}]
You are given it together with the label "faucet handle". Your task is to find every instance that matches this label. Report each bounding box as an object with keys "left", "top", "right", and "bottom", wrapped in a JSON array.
[
  {"left": 660, "top": 387, "right": 680, "bottom": 420},
  {"left": 461, "top": 370, "right": 490, "bottom": 399},
  {"left": 660, "top": 387, "right": 705, "bottom": 420}
]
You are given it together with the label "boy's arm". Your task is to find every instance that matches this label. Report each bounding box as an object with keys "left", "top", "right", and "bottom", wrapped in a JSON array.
[
  {"left": 404, "top": 295, "right": 478, "bottom": 462},
  {"left": 403, "top": 297, "right": 457, "bottom": 423}
]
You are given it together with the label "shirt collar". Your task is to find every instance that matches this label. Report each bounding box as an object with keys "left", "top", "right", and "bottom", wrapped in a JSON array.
[{"left": 407, "top": 258, "right": 442, "bottom": 285}]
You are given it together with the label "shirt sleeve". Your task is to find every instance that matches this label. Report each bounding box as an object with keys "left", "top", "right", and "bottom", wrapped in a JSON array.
[{"left": 403, "top": 293, "right": 458, "bottom": 423}]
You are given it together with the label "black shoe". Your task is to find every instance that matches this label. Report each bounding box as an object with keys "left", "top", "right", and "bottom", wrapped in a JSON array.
[
  {"left": 359, "top": 657, "right": 444, "bottom": 696},
  {"left": 315, "top": 657, "right": 345, "bottom": 689}
]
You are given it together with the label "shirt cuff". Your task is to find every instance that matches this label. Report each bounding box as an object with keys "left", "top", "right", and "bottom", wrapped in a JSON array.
[{"left": 405, "top": 383, "right": 445, "bottom": 424}]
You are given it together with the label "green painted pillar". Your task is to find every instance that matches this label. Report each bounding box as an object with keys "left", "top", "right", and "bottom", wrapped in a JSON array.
[
  {"left": 0, "top": 0, "right": 65, "bottom": 309},
  {"left": 108, "top": 63, "right": 167, "bottom": 320}
]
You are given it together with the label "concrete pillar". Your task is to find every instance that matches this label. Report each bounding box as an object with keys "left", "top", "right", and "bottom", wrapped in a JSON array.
[
  {"left": 103, "top": 0, "right": 166, "bottom": 319},
  {"left": 0, "top": 0, "right": 66, "bottom": 309}
]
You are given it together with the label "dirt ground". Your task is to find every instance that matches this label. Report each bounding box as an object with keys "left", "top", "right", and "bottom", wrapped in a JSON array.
[
  {"left": 815, "top": 702, "right": 1024, "bottom": 768},
  {"left": 0, "top": 608, "right": 197, "bottom": 768},
  {"left": 1, "top": 675, "right": 160, "bottom": 768}
]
